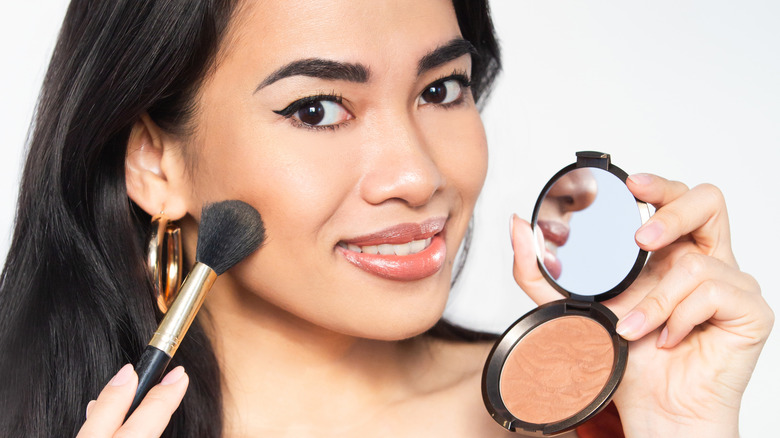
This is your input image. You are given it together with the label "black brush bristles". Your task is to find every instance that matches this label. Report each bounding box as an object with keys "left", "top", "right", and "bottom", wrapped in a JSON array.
[{"left": 196, "top": 200, "right": 265, "bottom": 275}]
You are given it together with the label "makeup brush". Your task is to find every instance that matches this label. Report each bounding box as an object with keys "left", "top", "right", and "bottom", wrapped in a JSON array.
[{"left": 127, "top": 200, "right": 265, "bottom": 417}]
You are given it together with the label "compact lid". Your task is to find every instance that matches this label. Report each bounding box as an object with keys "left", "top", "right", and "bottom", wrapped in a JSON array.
[{"left": 530, "top": 151, "right": 650, "bottom": 301}]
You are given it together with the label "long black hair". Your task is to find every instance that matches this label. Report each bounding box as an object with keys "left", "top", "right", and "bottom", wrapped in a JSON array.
[{"left": 0, "top": 1, "right": 500, "bottom": 436}]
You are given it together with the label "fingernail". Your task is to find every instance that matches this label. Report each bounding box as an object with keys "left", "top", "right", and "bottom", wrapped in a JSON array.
[
  {"left": 656, "top": 326, "right": 669, "bottom": 348},
  {"left": 160, "top": 366, "right": 186, "bottom": 385},
  {"left": 616, "top": 311, "right": 646, "bottom": 338},
  {"left": 85, "top": 400, "right": 95, "bottom": 419},
  {"left": 635, "top": 221, "right": 664, "bottom": 246},
  {"left": 110, "top": 364, "right": 134, "bottom": 387},
  {"left": 509, "top": 214, "right": 516, "bottom": 250},
  {"left": 628, "top": 173, "right": 653, "bottom": 186}
]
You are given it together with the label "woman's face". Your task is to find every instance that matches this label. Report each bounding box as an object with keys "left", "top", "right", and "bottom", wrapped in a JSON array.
[{"left": 181, "top": 0, "right": 487, "bottom": 339}]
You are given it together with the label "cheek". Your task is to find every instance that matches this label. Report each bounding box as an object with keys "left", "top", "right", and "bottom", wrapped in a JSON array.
[
  {"left": 462, "top": 123, "right": 489, "bottom": 202},
  {"left": 426, "top": 109, "right": 488, "bottom": 208},
  {"left": 190, "top": 98, "right": 353, "bottom": 226},
  {"left": 194, "top": 128, "right": 357, "bottom": 305}
]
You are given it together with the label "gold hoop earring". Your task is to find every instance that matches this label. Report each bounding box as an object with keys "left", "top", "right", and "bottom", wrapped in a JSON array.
[{"left": 147, "top": 213, "right": 182, "bottom": 313}]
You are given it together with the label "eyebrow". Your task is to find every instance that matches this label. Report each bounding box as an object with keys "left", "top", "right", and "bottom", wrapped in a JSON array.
[
  {"left": 254, "top": 38, "right": 476, "bottom": 93},
  {"left": 255, "top": 59, "right": 370, "bottom": 93},
  {"left": 417, "top": 38, "right": 477, "bottom": 76}
]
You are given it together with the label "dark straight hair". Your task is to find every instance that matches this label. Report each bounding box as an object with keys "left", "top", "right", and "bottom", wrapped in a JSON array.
[{"left": 0, "top": 1, "right": 500, "bottom": 436}]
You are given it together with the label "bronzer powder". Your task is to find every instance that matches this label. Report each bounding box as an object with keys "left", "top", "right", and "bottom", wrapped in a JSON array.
[{"left": 498, "top": 316, "right": 615, "bottom": 424}]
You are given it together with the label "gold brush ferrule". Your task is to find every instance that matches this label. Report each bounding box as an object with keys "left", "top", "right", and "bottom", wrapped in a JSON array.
[{"left": 149, "top": 262, "right": 217, "bottom": 356}]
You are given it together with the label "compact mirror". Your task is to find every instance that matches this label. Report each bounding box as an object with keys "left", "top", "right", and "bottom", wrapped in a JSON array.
[
  {"left": 482, "top": 151, "right": 650, "bottom": 435},
  {"left": 531, "top": 152, "right": 650, "bottom": 300}
]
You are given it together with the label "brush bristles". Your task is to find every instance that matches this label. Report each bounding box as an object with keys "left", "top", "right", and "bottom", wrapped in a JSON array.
[{"left": 196, "top": 200, "right": 265, "bottom": 275}]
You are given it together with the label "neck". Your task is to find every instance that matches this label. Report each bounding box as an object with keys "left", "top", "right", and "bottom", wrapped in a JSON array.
[{"left": 202, "top": 276, "right": 436, "bottom": 434}]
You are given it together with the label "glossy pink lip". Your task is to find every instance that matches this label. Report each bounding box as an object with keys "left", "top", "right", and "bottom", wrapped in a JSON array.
[
  {"left": 341, "top": 217, "right": 446, "bottom": 246},
  {"left": 536, "top": 220, "right": 569, "bottom": 247},
  {"left": 543, "top": 250, "right": 562, "bottom": 279},
  {"left": 337, "top": 217, "right": 447, "bottom": 281},
  {"left": 537, "top": 220, "right": 568, "bottom": 280}
]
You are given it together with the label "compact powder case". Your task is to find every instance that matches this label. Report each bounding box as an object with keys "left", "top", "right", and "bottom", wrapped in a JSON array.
[{"left": 482, "top": 151, "right": 651, "bottom": 436}]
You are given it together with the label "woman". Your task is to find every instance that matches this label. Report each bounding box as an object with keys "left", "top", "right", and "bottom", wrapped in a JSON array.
[{"left": 0, "top": 0, "right": 772, "bottom": 437}]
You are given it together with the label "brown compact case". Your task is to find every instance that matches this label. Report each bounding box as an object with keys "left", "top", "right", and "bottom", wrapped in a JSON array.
[{"left": 482, "top": 151, "right": 651, "bottom": 436}]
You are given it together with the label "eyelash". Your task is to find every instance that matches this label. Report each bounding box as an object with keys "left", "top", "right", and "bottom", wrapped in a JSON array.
[{"left": 272, "top": 70, "right": 473, "bottom": 131}]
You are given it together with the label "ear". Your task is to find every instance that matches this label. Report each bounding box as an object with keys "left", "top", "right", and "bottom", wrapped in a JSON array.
[{"left": 125, "top": 114, "right": 189, "bottom": 220}]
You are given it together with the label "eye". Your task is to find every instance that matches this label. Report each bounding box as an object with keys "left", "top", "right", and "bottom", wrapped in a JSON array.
[
  {"left": 294, "top": 100, "right": 351, "bottom": 127},
  {"left": 417, "top": 78, "right": 465, "bottom": 106},
  {"left": 274, "top": 95, "right": 353, "bottom": 129}
]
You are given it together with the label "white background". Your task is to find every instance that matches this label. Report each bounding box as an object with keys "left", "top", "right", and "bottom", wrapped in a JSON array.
[{"left": 1, "top": 1, "right": 777, "bottom": 436}]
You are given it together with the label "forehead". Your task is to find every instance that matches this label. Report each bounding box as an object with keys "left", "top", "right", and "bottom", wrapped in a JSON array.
[{"left": 223, "top": 0, "right": 462, "bottom": 76}]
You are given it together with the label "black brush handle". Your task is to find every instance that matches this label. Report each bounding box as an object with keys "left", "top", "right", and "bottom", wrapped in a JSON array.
[{"left": 126, "top": 345, "right": 172, "bottom": 420}]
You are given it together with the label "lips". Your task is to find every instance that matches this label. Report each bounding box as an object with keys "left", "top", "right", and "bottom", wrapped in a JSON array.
[
  {"left": 536, "top": 220, "right": 569, "bottom": 280},
  {"left": 537, "top": 220, "right": 569, "bottom": 247},
  {"left": 337, "top": 217, "right": 447, "bottom": 281},
  {"left": 542, "top": 249, "right": 562, "bottom": 280}
]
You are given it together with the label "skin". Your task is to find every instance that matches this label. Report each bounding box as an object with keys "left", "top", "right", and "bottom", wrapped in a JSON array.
[{"left": 79, "top": 0, "right": 773, "bottom": 437}]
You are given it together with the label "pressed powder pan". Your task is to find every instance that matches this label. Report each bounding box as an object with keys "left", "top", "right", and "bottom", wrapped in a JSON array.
[
  {"left": 482, "top": 152, "right": 650, "bottom": 436},
  {"left": 500, "top": 315, "right": 614, "bottom": 424}
]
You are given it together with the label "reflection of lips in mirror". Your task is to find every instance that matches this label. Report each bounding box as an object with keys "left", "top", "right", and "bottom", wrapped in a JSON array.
[
  {"left": 537, "top": 220, "right": 570, "bottom": 247},
  {"left": 543, "top": 251, "right": 562, "bottom": 279},
  {"left": 537, "top": 220, "right": 569, "bottom": 280}
]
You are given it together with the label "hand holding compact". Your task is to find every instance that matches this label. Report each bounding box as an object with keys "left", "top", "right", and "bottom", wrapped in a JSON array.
[{"left": 506, "top": 154, "right": 773, "bottom": 436}]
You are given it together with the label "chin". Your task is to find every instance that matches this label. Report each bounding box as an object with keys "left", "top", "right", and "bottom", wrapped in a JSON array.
[{"left": 330, "top": 276, "right": 453, "bottom": 341}]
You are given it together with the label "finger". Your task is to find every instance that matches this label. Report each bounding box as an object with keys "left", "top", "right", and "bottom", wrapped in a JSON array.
[
  {"left": 76, "top": 364, "right": 137, "bottom": 438},
  {"left": 659, "top": 279, "right": 765, "bottom": 349},
  {"left": 510, "top": 214, "right": 564, "bottom": 305},
  {"left": 119, "top": 366, "right": 189, "bottom": 438},
  {"left": 628, "top": 175, "right": 734, "bottom": 263},
  {"left": 615, "top": 253, "right": 758, "bottom": 341},
  {"left": 626, "top": 173, "right": 689, "bottom": 207}
]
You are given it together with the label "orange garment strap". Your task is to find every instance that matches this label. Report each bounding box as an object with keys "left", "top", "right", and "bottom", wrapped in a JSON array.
[{"left": 575, "top": 402, "right": 625, "bottom": 438}]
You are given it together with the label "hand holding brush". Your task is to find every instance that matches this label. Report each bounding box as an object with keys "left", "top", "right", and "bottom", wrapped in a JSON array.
[
  {"left": 78, "top": 200, "right": 264, "bottom": 436},
  {"left": 120, "top": 200, "right": 264, "bottom": 418},
  {"left": 126, "top": 200, "right": 264, "bottom": 416}
]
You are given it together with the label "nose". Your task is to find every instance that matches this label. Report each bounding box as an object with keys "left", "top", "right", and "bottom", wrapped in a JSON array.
[
  {"left": 547, "top": 168, "right": 598, "bottom": 213},
  {"left": 359, "top": 115, "right": 444, "bottom": 208}
]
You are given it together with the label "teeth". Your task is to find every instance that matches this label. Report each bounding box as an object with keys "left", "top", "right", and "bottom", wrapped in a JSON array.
[
  {"left": 409, "top": 239, "right": 425, "bottom": 254},
  {"left": 377, "top": 244, "right": 394, "bottom": 255},
  {"left": 340, "top": 237, "right": 433, "bottom": 256},
  {"left": 393, "top": 242, "right": 411, "bottom": 256}
]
